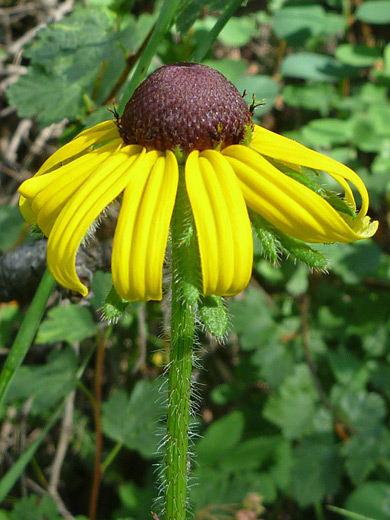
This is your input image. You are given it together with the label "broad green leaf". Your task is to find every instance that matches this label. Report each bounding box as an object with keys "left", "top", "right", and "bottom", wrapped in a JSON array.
[
  {"left": 283, "top": 83, "right": 336, "bottom": 116},
  {"left": 291, "top": 435, "right": 342, "bottom": 506},
  {"left": 301, "top": 118, "right": 353, "bottom": 147},
  {"left": 281, "top": 52, "right": 359, "bottom": 82},
  {"left": 335, "top": 44, "right": 381, "bottom": 67},
  {"left": 263, "top": 364, "right": 318, "bottom": 439},
  {"left": 332, "top": 389, "right": 386, "bottom": 431},
  {"left": 217, "top": 16, "right": 258, "bottom": 47},
  {"left": 203, "top": 59, "right": 247, "bottom": 84},
  {"left": 346, "top": 481, "right": 390, "bottom": 520},
  {"left": 196, "top": 411, "right": 244, "bottom": 465},
  {"left": 0, "top": 304, "right": 21, "bottom": 349},
  {"left": 176, "top": 0, "right": 227, "bottom": 35},
  {"left": 343, "top": 426, "right": 390, "bottom": 484},
  {"left": 250, "top": 342, "right": 295, "bottom": 389},
  {"left": 272, "top": 6, "right": 326, "bottom": 46},
  {"left": 0, "top": 205, "right": 25, "bottom": 249},
  {"left": 229, "top": 288, "right": 276, "bottom": 350},
  {"left": 8, "top": 495, "right": 62, "bottom": 520},
  {"left": 102, "top": 379, "right": 166, "bottom": 458},
  {"left": 356, "top": 1, "right": 390, "bottom": 24},
  {"left": 319, "top": 241, "right": 382, "bottom": 285},
  {"left": 7, "top": 70, "right": 84, "bottom": 126},
  {"left": 219, "top": 436, "right": 281, "bottom": 472},
  {"left": 4, "top": 349, "right": 78, "bottom": 414},
  {"left": 36, "top": 304, "right": 99, "bottom": 344},
  {"left": 328, "top": 347, "right": 368, "bottom": 387}
]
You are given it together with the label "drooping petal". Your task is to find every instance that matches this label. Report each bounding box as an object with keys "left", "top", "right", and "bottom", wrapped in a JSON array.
[
  {"left": 223, "top": 145, "right": 378, "bottom": 243},
  {"left": 250, "top": 124, "right": 369, "bottom": 216},
  {"left": 112, "top": 151, "right": 178, "bottom": 301},
  {"left": 36, "top": 121, "right": 121, "bottom": 176},
  {"left": 186, "top": 150, "right": 253, "bottom": 296},
  {"left": 47, "top": 146, "right": 147, "bottom": 296},
  {"left": 19, "top": 141, "right": 121, "bottom": 236}
]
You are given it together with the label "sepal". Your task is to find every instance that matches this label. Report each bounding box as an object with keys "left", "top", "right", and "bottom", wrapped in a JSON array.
[
  {"left": 198, "top": 295, "right": 229, "bottom": 339},
  {"left": 103, "top": 284, "right": 130, "bottom": 323}
]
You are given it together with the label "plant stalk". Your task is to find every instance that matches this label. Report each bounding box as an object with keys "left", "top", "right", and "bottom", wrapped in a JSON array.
[{"left": 164, "top": 171, "right": 198, "bottom": 520}]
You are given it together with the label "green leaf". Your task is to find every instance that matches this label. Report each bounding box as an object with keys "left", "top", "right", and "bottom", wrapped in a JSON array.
[
  {"left": 301, "top": 118, "right": 353, "bottom": 147},
  {"left": 202, "top": 59, "right": 247, "bottom": 84},
  {"left": 4, "top": 349, "right": 78, "bottom": 414},
  {"left": 328, "top": 347, "right": 367, "bottom": 387},
  {"left": 196, "top": 411, "right": 244, "bottom": 465},
  {"left": 346, "top": 481, "right": 390, "bottom": 520},
  {"left": 102, "top": 379, "right": 166, "bottom": 458},
  {"left": 176, "top": 0, "right": 227, "bottom": 35},
  {"left": 198, "top": 295, "right": 229, "bottom": 339},
  {"left": 281, "top": 52, "right": 359, "bottom": 82},
  {"left": 263, "top": 364, "right": 318, "bottom": 439},
  {"left": 36, "top": 304, "right": 99, "bottom": 344},
  {"left": 332, "top": 389, "right": 386, "bottom": 431},
  {"left": 103, "top": 284, "right": 130, "bottom": 323},
  {"left": 89, "top": 271, "right": 113, "bottom": 311},
  {"left": 0, "top": 205, "right": 25, "bottom": 249},
  {"left": 8, "top": 495, "right": 62, "bottom": 520},
  {"left": 216, "top": 16, "right": 258, "bottom": 47},
  {"left": 291, "top": 435, "right": 342, "bottom": 506},
  {"left": 219, "top": 436, "right": 281, "bottom": 472},
  {"left": 250, "top": 342, "right": 295, "bottom": 389},
  {"left": 343, "top": 426, "right": 390, "bottom": 484},
  {"left": 0, "top": 304, "right": 21, "bottom": 349},
  {"left": 229, "top": 288, "right": 276, "bottom": 350},
  {"left": 335, "top": 44, "right": 381, "bottom": 67},
  {"left": 283, "top": 83, "right": 336, "bottom": 116},
  {"left": 318, "top": 240, "right": 382, "bottom": 285},
  {"left": 356, "top": 1, "right": 390, "bottom": 24},
  {"left": 272, "top": 6, "right": 326, "bottom": 46},
  {"left": 7, "top": 69, "right": 84, "bottom": 126}
]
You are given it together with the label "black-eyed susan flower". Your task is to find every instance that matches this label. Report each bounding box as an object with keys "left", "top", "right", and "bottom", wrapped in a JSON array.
[{"left": 18, "top": 63, "right": 378, "bottom": 302}]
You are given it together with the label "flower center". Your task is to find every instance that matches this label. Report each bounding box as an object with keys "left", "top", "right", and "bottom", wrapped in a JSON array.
[{"left": 119, "top": 63, "right": 253, "bottom": 153}]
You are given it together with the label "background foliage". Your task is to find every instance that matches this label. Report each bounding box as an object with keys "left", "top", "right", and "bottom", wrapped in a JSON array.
[{"left": 1, "top": 0, "right": 390, "bottom": 519}]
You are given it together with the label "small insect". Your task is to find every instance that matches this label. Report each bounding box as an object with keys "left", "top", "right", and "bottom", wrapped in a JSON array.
[
  {"left": 109, "top": 105, "right": 122, "bottom": 131},
  {"left": 242, "top": 90, "right": 266, "bottom": 114},
  {"left": 249, "top": 94, "right": 265, "bottom": 114}
]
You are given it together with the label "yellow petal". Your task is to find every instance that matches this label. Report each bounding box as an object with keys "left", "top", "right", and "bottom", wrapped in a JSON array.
[
  {"left": 250, "top": 124, "right": 369, "bottom": 216},
  {"left": 36, "top": 121, "right": 120, "bottom": 176},
  {"left": 19, "top": 195, "right": 36, "bottom": 225},
  {"left": 19, "top": 142, "right": 120, "bottom": 236},
  {"left": 223, "top": 145, "right": 378, "bottom": 243},
  {"left": 186, "top": 150, "right": 253, "bottom": 296},
  {"left": 112, "top": 151, "right": 178, "bottom": 301},
  {"left": 47, "top": 146, "right": 146, "bottom": 296}
]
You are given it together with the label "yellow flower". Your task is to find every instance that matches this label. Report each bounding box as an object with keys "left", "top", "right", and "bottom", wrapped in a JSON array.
[{"left": 18, "top": 63, "right": 378, "bottom": 302}]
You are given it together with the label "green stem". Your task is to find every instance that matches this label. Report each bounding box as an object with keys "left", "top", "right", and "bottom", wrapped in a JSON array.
[
  {"left": 0, "top": 267, "right": 55, "bottom": 407},
  {"left": 190, "top": 0, "right": 244, "bottom": 63},
  {"left": 118, "top": 0, "right": 179, "bottom": 114},
  {"left": 164, "top": 171, "right": 199, "bottom": 520},
  {"left": 101, "top": 442, "right": 123, "bottom": 474}
]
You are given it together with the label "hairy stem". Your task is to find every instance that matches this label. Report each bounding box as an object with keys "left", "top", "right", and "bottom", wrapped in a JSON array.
[{"left": 164, "top": 171, "right": 199, "bottom": 520}]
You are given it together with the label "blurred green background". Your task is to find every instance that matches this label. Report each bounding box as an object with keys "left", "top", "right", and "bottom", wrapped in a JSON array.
[{"left": 1, "top": 0, "right": 390, "bottom": 519}]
